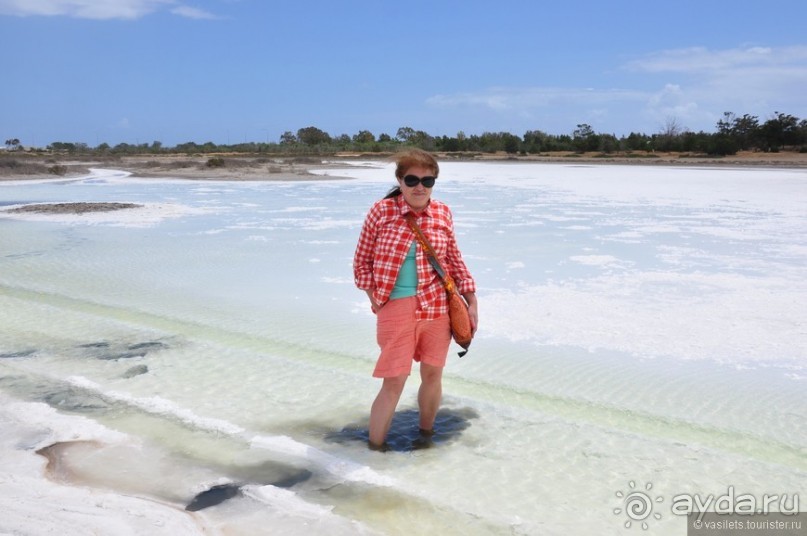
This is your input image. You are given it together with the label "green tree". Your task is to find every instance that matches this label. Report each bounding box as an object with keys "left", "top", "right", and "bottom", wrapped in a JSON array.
[
  {"left": 760, "top": 112, "right": 800, "bottom": 151},
  {"left": 396, "top": 126, "right": 415, "bottom": 143},
  {"left": 707, "top": 134, "right": 738, "bottom": 156},
  {"left": 476, "top": 132, "right": 505, "bottom": 152},
  {"left": 416, "top": 132, "right": 435, "bottom": 150},
  {"left": 679, "top": 131, "right": 710, "bottom": 152},
  {"left": 799, "top": 119, "right": 807, "bottom": 148},
  {"left": 623, "top": 132, "right": 651, "bottom": 151},
  {"left": 296, "top": 126, "right": 331, "bottom": 146},
  {"left": 200, "top": 141, "right": 218, "bottom": 153},
  {"left": 438, "top": 135, "right": 461, "bottom": 152},
  {"left": 48, "top": 141, "right": 80, "bottom": 153},
  {"left": 572, "top": 124, "right": 598, "bottom": 152},
  {"left": 279, "top": 131, "right": 297, "bottom": 145},
  {"left": 524, "top": 130, "right": 555, "bottom": 153},
  {"left": 598, "top": 134, "right": 620, "bottom": 153},
  {"left": 502, "top": 133, "right": 521, "bottom": 154},
  {"left": 657, "top": 116, "right": 685, "bottom": 151},
  {"left": 716, "top": 112, "right": 735, "bottom": 136},
  {"left": 174, "top": 141, "right": 201, "bottom": 153},
  {"left": 353, "top": 130, "right": 375, "bottom": 144},
  {"left": 111, "top": 143, "right": 130, "bottom": 154},
  {"left": 731, "top": 114, "right": 759, "bottom": 150}
]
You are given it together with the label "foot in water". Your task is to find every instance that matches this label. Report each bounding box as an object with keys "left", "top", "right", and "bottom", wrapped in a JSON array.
[
  {"left": 411, "top": 428, "right": 435, "bottom": 450},
  {"left": 369, "top": 428, "right": 433, "bottom": 452},
  {"left": 368, "top": 440, "right": 390, "bottom": 452}
]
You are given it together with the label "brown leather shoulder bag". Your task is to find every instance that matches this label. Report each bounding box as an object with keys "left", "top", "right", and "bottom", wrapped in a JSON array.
[{"left": 404, "top": 213, "right": 473, "bottom": 357}]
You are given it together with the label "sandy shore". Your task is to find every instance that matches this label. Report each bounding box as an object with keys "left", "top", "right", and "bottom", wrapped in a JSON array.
[
  {"left": 0, "top": 155, "right": 358, "bottom": 182},
  {"left": 446, "top": 149, "right": 807, "bottom": 169},
  {"left": 1, "top": 151, "right": 806, "bottom": 182}
]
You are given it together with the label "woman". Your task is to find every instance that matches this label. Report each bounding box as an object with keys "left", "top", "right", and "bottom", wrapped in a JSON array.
[{"left": 353, "top": 149, "right": 478, "bottom": 450}]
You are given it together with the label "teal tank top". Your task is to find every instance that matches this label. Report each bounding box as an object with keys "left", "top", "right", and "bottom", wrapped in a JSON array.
[{"left": 390, "top": 241, "right": 417, "bottom": 299}]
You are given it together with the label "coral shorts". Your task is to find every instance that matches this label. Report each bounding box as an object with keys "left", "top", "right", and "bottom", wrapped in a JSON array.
[{"left": 373, "top": 296, "right": 451, "bottom": 378}]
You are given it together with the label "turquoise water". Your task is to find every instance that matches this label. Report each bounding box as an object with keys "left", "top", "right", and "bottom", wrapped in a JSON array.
[{"left": 1, "top": 163, "right": 805, "bottom": 535}]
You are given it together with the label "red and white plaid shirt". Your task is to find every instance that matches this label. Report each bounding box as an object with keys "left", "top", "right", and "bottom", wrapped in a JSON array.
[{"left": 353, "top": 194, "right": 476, "bottom": 321}]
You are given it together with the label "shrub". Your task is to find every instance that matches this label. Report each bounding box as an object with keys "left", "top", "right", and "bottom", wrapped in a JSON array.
[
  {"left": 48, "top": 165, "right": 68, "bottom": 175},
  {"left": 706, "top": 135, "right": 738, "bottom": 156},
  {"left": 206, "top": 157, "right": 225, "bottom": 168}
]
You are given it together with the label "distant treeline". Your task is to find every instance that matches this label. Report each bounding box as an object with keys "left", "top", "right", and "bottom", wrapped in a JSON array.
[{"left": 6, "top": 111, "right": 807, "bottom": 156}]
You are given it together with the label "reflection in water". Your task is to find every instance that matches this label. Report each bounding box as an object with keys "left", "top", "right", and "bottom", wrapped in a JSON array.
[{"left": 326, "top": 407, "right": 479, "bottom": 452}]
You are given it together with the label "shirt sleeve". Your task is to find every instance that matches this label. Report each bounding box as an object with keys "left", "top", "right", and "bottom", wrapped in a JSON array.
[
  {"left": 443, "top": 206, "right": 477, "bottom": 295},
  {"left": 353, "top": 203, "right": 378, "bottom": 291}
]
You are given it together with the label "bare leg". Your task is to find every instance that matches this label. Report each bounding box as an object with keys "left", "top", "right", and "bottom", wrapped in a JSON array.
[
  {"left": 368, "top": 375, "right": 407, "bottom": 448},
  {"left": 418, "top": 364, "right": 443, "bottom": 432}
]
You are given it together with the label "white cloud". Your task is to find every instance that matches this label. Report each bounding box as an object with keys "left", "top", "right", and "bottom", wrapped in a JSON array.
[
  {"left": 426, "top": 86, "right": 653, "bottom": 134},
  {"left": 427, "top": 87, "right": 648, "bottom": 111},
  {"left": 0, "top": 0, "right": 217, "bottom": 20},
  {"left": 0, "top": 0, "right": 171, "bottom": 19},
  {"left": 424, "top": 45, "right": 807, "bottom": 135},
  {"left": 170, "top": 5, "right": 217, "bottom": 19},
  {"left": 624, "top": 45, "right": 807, "bottom": 74},
  {"left": 643, "top": 84, "right": 700, "bottom": 125},
  {"left": 629, "top": 45, "right": 807, "bottom": 128}
]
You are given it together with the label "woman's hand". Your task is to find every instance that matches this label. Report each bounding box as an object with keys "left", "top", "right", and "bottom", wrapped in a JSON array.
[
  {"left": 366, "top": 289, "right": 382, "bottom": 314},
  {"left": 463, "top": 292, "right": 478, "bottom": 335}
]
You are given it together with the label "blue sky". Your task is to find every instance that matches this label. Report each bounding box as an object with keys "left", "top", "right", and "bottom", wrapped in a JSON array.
[{"left": 2, "top": 0, "right": 806, "bottom": 147}]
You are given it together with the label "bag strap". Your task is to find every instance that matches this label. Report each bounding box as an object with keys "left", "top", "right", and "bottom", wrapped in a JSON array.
[{"left": 404, "top": 212, "right": 458, "bottom": 295}]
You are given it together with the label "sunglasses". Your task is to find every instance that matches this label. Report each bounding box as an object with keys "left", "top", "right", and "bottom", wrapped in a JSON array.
[{"left": 402, "top": 175, "right": 436, "bottom": 188}]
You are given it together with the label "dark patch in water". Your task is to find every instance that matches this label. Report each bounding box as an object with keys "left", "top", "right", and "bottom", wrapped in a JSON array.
[
  {"left": 41, "top": 387, "right": 110, "bottom": 414},
  {"left": 5, "top": 251, "right": 48, "bottom": 259},
  {"left": 0, "top": 349, "right": 37, "bottom": 358},
  {"left": 128, "top": 341, "right": 168, "bottom": 351},
  {"left": 78, "top": 341, "right": 111, "bottom": 349},
  {"left": 325, "top": 407, "right": 479, "bottom": 452},
  {"left": 185, "top": 484, "right": 241, "bottom": 512},
  {"left": 270, "top": 469, "right": 313, "bottom": 489},
  {"left": 223, "top": 460, "right": 317, "bottom": 490},
  {"left": 184, "top": 469, "right": 314, "bottom": 511},
  {"left": 77, "top": 340, "right": 168, "bottom": 361},
  {"left": 122, "top": 364, "right": 149, "bottom": 378},
  {"left": 98, "top": 351, "right": 148, "bottom": 361},
  {"left": 0, "top": 376, "right": 108, "bottom": 415}
]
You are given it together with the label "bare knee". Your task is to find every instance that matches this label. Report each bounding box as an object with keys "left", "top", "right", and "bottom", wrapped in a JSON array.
[
  {"left": 380, "top": 375, "right": 408, "bottom": 396},
  {"left": 420, "top": 364, "right": 443, "bottom": 385}
]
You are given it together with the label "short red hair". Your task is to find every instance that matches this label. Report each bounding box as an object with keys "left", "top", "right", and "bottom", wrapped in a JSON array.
[{"left": 393, "top": 149, "right": 439, "bottom": 179}]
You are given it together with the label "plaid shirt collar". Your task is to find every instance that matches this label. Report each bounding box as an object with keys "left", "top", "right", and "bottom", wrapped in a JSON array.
[{"left": 396, "top": 191, "right": 432, "bottom": 219}]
